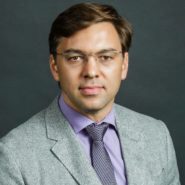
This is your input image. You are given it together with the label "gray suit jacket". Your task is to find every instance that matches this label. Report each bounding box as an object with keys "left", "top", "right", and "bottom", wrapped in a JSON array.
[{"left": 0, "top": 98, "right": 180, "bottom": 185}]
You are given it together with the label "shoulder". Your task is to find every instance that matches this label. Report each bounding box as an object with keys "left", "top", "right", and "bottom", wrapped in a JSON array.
[
  {"left": 114, "top": 103, "right": 173, "bottom": 163},
  {"left": 0, "top": 108, "right": 47, "bottom": 149},
  {"left": 0, "top": 97, "right": 60, "bottom": 147},
  {"left": 114, "top": 103, "right": 165, "bottom": 125},
  {"left": 0, "top": 108, "right": 49, "bottom": 178},
  {"left": 114, "top": 103, "right": 169, "bottom": 139}
]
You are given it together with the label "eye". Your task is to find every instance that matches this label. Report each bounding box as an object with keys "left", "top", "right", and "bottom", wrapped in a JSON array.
[
  {"left": 66, "top": 55, "right": 84, "bottom": 63},
  {"left": 98, "top": 54, "right": 114, "bottom": 62}
]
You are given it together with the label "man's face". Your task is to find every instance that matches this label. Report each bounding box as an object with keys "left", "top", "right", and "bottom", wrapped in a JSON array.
[{"left": 50, "top": 22, "right": 128, "bottom": 121}]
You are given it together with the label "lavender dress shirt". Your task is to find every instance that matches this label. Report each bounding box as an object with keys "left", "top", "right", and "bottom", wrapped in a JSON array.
[{"left": 59, "top": 96, "right": 127, "bottom": 185}]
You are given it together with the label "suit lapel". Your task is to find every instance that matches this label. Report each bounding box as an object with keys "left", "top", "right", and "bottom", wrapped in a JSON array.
[
  {"left": 45, "top": 98, "right": 102, "bottom": 185},
  {"left": 115, "top": 105, "right": 154, "bottom": 185},
  {"left": 44, "top": 98, "right": 155, "bottom": 185}
]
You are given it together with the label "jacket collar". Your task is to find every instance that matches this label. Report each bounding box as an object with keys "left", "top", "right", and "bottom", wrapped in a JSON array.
[
  {"left": 45, "top": 98, "right": 154, "bottom": 185},
  {"left": 45, "top": 97, "right": 102, "bottom": 185},
  {"left": 114, "top": 104, "right": 155, "bottom": 185}
]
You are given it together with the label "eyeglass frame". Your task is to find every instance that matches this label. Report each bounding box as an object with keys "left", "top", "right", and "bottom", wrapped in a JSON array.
[{"left": 53, "top": 49, "right": 123, "bottom": 64}]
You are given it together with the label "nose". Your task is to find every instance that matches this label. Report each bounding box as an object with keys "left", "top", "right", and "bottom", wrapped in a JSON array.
[{"left": 82, "top": 57, "right": 99, "bottom": 79}]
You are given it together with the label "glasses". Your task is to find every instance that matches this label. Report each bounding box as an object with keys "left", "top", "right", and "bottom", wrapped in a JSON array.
[{"left": 54, "top": 49, "right": 123, "bottom": 65}]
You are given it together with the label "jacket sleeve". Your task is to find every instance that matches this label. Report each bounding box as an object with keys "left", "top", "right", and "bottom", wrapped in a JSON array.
[
  {"left": 0, "top": 142, "right": 24, "bottom": 185},
  {"left": 163, "top": 123, "right": 181, "bottom": 185}
]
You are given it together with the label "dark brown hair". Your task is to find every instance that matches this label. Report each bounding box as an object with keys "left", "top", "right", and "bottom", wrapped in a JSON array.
[{"left": 49, "top": 3, "right": 133, "bottom": 56}]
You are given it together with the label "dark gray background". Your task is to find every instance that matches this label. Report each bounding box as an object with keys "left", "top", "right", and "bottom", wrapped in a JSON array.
[{"left": 0, "top": 0, "right": 184, "bottom": 183}]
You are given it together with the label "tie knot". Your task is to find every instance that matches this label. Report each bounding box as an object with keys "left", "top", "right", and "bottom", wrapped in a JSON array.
[{"left": 86, "top": 122, "right": 109, "bottom": 141}]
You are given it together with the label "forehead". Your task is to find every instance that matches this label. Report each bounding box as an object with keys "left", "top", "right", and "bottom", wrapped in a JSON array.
[{"left": 57, "top": 22, "right": 122, "bottom": 52}]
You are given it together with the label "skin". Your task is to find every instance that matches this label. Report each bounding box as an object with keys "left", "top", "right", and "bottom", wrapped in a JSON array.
[{"left": 50, "top": 22, "right": 128, "bottom": 122}]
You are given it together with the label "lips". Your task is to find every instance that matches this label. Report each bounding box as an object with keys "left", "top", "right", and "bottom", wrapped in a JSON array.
[{"left": 79, "top": 85, "right": 104, "bottom": 95}]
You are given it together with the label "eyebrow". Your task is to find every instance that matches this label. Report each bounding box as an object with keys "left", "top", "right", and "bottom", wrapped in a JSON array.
[
  {"left": 62, "top": 49, "right": 84, "bottom": 55},
  {"left": 62, "top": 48, "right": 119, "bottom": 54},
  {"left": 97, "top": 48, "right": 119, "bottom": 54}
]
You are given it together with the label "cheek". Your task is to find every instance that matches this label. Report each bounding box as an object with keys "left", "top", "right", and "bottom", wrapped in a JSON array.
[
  {"left": 105, "top": 67, "right": 123, "bottom": 91},
  {"left": 59, "top": 68, "right": 79, "bottom": 89},
  {"left": 104, "top": 65, "right": 123, "bottom": 80}
]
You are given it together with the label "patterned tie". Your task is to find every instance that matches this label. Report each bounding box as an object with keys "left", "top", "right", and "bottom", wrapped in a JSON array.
[{"left": 86, "top": 123, "right": 117, "bottom": 185}]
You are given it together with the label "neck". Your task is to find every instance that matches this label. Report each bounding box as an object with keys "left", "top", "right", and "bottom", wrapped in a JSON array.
[
  {"left": 61, "top": 95, "right": 114, "bottom": 123},
  {"left": 80, "top": 106, "right": 113, "bottom": 123}
]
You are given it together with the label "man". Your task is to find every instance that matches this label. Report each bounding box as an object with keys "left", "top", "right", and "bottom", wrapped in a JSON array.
[{"left": 0, "top": 3, "right": 180, "bottom": 185}]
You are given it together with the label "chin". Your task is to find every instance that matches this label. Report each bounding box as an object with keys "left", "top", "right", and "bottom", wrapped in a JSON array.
[
  {"left": 80, "top": 101, "right": 110, "bottom": 113},
  {"left": 82, "top": 104, "right": 101, "bottom": 112}
]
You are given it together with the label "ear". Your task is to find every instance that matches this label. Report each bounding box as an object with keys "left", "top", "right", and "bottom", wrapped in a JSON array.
[
  {"left": 49, "top": 55, "right": 60, "bottom": 81},
  {"left": 121, "top": 52, "right": 129, "bottom": 80}
]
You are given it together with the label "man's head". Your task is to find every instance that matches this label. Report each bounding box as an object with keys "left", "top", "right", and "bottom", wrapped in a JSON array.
[
  {"left": 49, "top": 3, "right": 133, "bottom": 121},
  {"left": 49, "top": 2, "right": 132, "bottom": 57}
]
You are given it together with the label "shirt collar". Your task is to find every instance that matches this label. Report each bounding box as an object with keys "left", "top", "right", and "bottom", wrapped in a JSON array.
[{"left": 58, "top": 95, "right": 116, "bottom": 134}]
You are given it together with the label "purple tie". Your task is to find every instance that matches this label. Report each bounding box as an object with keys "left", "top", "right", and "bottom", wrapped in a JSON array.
[{"left": 86, "top": 123, "right": 117, "bottom": 185}]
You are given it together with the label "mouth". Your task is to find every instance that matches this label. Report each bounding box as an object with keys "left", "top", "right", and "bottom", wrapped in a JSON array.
[{"left": 79, "top": 85, "right": 104, "bottom": 95}]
